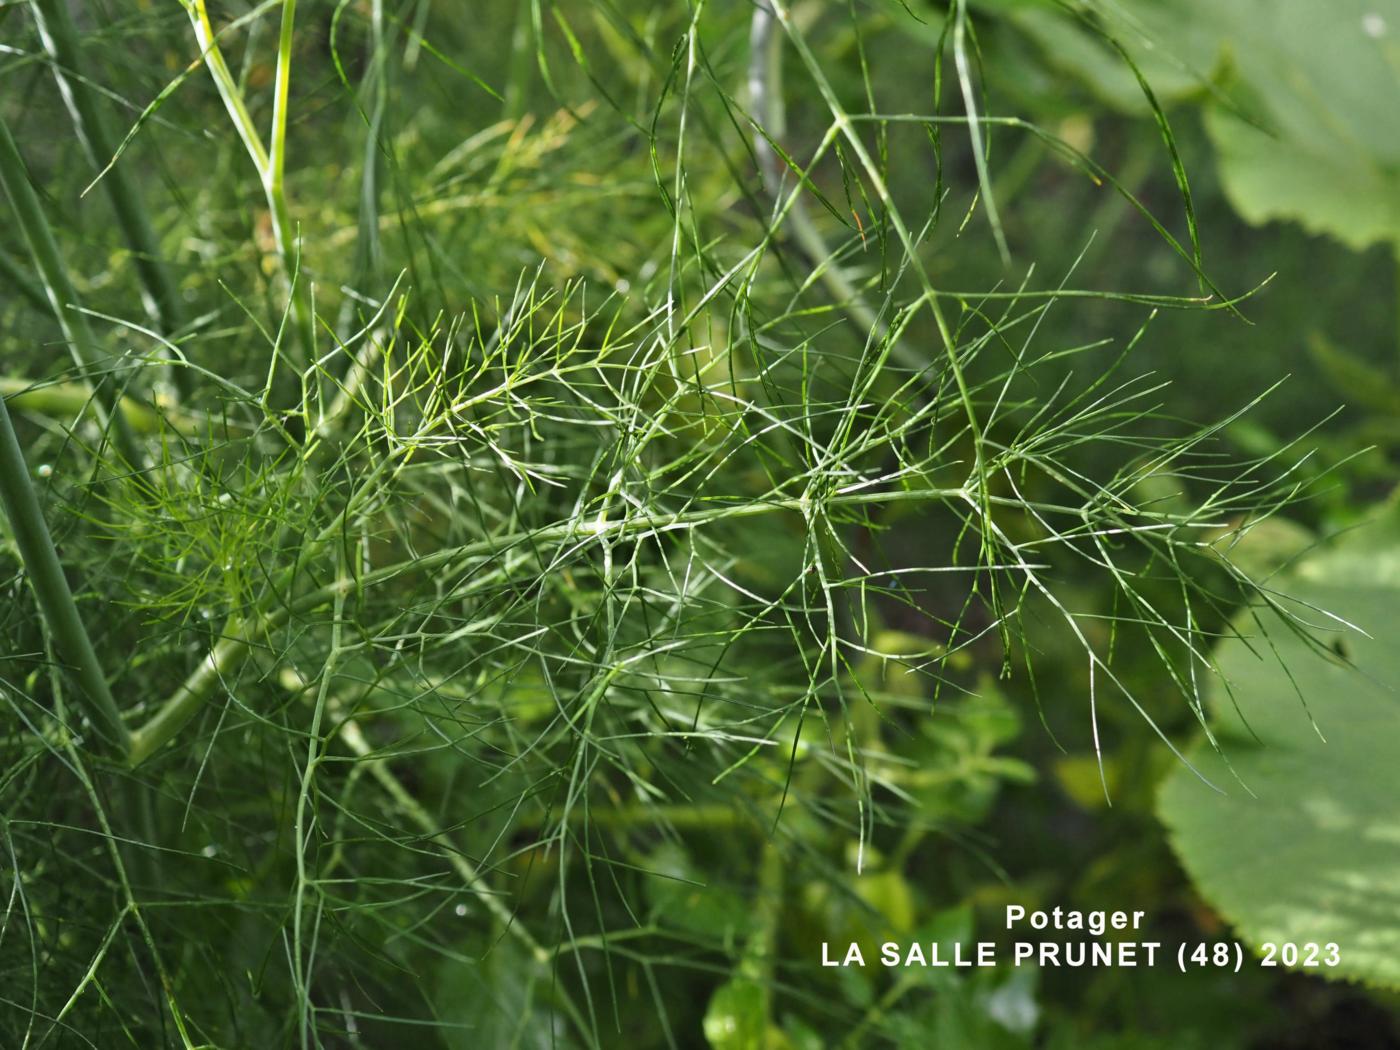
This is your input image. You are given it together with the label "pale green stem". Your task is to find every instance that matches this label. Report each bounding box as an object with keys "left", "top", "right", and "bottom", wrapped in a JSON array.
[
  {"left": 186, "top": 0, "right": 268, "bottom": 169},
  {"left": 268, "top": 0, "right": 316, "bottom": 367},
  {"left": 46, "top": 694, "right": 191, "bottom": 1040},
  {"left": 125, "top": 627, "right": 249, "bottom": 768},
  {"left": 354, "top": 0, "right": 386, "bottom": 291},
  {"left": 292, "top": 560, "right": 344, "bottom": 1050}
]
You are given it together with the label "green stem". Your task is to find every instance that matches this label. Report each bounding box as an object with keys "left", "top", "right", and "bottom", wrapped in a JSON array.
[
  {"left": 745, "top": 836, "right": 783, "bottom": 1020},
  {"left": 0, "top": 391, "right": 130, "bottom": 752},
  {"left": 0, "top": 246, "right": 48, "bottom": 311},
  {"left": 0, "top": 377, "right": 197, "bottom": 436},
  {"left": 353, "top": 0, "right": 386, "bottom": 291},
  {"left": 291, "top": 559, "right": 345, "bottom": 1049},
  {"left": 187, "top": 0, "right": 314, "bottom": 387},
  {"left": 127, "top": 471, "right": 1213, "bottom": 767},
  {"left": 503, "top": 0, "right": 533, "bottom": 120},
  {"left": 769, "top": 4, "right": 1004, "bottom": 638},
  {"left": 0, "top": 112, "right": 143, "bottom": 466},
  {"left": 268, "top": 0, "right": 316, "bottom": 369},
  {"left": 186, "top": 0, "right": 269, "bottom": 171},
  {"left": 29, "top": 0, "right": 189, "bottom": 395},
  {"left": 749, "top": 8, "right": 922, "bottom": 372},
  {"left": 126, "top": 628, "right": 249, "bottom": 768}
]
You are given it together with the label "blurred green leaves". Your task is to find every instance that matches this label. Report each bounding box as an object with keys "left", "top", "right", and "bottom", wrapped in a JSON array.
[{"left": 1012, "top": 0, "right": 1400, "bottom": 250}]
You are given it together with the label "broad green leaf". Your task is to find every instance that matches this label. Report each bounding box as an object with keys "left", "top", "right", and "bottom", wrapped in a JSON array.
[
  {"left": 1159, "top": 518, "right": 1400, "bottom": 988},
  {"left": 1010, "top": 0, "right": 1400, "bottom": 249},
  {"left": 1203, "top": 106, "right": 1400, "bottom": 252},
  {"left": 1179, "top": 0, "right": 1400, "bottom": 250}
]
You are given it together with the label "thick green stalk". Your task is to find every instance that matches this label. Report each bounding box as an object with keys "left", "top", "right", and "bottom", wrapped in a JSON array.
[
  {"left": 186, "top": 0, "right": 269, "bottom": 172},
  {"left": 354, "top": 0, "right": 386, "bottom": 290},
  {"left": 29, "top": 0, "right": 189, "bottom": 395},
  {"left": 126, "top": 630, "right": 248, "bottom": 768},
  {"left": 503, "top": 0, "right": 533, "bottom": 120},
  {"left": 0, "top": 113, "right": 143, "bottom": 466},
  {"left": 0, "top": 392, "right": 130, "bottom": 752},
  {"left": 0, "top": 377, "right": 196, "bottom": 436}
]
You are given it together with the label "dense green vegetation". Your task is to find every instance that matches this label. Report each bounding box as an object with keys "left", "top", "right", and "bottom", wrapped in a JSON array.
[{"left": 1, "top": 1, "right": 1397, "bottom": 1046}]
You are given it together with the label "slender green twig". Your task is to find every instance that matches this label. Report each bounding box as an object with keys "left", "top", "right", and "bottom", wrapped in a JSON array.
[
  {"left": 767, "top": 3, "right": 1009, "bottom": 653},
  {"left": 0, "top": 112, "right": 143, "bottom": 466},
  {"left": 29, "top": 0, "right": 190, "bottom": 396},
  {"left": 290, "top": 556, "right": 345, "bottom": 1050},
  {"left": 336, "top": 713, "right": 596, "bottom": 1046},
  {"left": 39, "top": 682, "right": 190, "bottom": 1039},
  {"left": 748, "top": 7, "right": 922, "bottom": 372},
  {"left": 268, "top": 0, "right": 316, "bottom": 364},
  {"left": 186, "top": 0, "right": 315, "bottom": 383},
  {"left": 0, "top": 392, "right": 129, "bottom": 752}
]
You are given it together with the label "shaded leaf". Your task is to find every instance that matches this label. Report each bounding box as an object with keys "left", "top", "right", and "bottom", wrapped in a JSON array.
[{"left": 1159, "top": 514, "right": 1400, "bottom": 988}]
